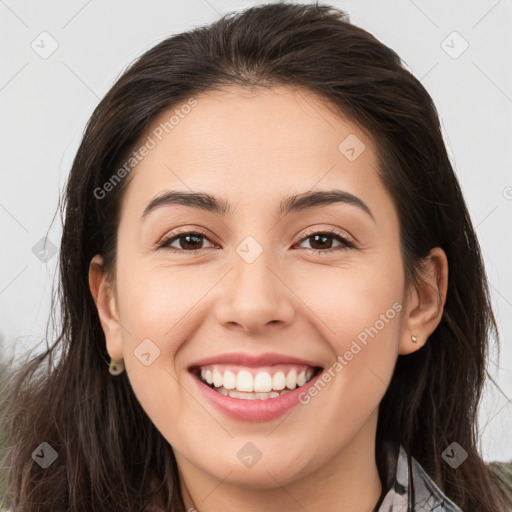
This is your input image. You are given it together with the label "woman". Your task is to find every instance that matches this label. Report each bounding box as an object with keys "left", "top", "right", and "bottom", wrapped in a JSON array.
[{"left": 1, "top": 2, "right": 511, "bottom": 511}]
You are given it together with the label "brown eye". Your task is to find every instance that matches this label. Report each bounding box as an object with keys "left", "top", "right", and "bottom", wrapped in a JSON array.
[
  {"left": 296, "top": 229, "right": 355, "bottom": 254},
  {"left": 159, "top": 231, "right": 215, "bottom": 252},
  {"left": 157, "top": 228, "right": 355, "bottom": 255}
]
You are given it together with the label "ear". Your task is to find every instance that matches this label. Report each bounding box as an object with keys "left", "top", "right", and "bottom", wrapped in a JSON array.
[
  {"left": 399, "top": 247, "right": 448, "bottom": 355},
  {"left": 88, "top": 254, "right": 124, "bottom": 360}
]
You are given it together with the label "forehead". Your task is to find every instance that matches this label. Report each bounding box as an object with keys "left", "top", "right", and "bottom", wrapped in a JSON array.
[
  {"left": 120, "top": 85, "right": 385, "bottom": 218},
  {"left": 145, "top": 84, "right": 373, "bottom": 161}
]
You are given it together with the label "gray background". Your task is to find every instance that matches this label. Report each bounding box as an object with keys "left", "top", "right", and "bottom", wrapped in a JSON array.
[{"left": 1, "top": 0, "right": 511, "bottom": 462}]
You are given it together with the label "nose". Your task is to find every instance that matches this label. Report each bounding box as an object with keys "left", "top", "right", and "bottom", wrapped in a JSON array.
[{"left": 214, "top": 254, "right": 296, "bottom": 335}]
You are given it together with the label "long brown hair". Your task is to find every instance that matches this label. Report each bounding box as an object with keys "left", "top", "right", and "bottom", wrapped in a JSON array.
[{"left": 1, "top": 2, "right": 511, "bottom": 510}]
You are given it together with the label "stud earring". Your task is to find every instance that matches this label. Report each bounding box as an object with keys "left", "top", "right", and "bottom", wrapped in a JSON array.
[
  {"left": 109, "top": 357, "right": 125, "bottom": 375},
  {"left": 411, "top": 335, "right": 419, "bottom": 344}
]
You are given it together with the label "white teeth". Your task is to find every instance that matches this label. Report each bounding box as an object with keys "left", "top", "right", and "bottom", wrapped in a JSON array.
[
  {"left": 215, "top": 388, "right": 291, "bottom": 400},
  {"left": 198, "top": 365, "right": 318, "bottom": 395},
  {"left": 253, "top": 372, "right": 273, "bottom": 392},
  {"left": 272, "top": 371, "right": 286, "bottom": 391},
  {"left": 212, "top": 369, "right": 223, "bottom": 388},
  {"left": 227, "top": 390, "right": 281, "bottom": 400},
  {"left": 285, "top": 369, "right": 297, "bottom": 390},
  {"left": 236, "top": 370, "right": 254, "bottom": 392},
  {"left": 223, "top": 370, "right": 237, "bottom": 390}
]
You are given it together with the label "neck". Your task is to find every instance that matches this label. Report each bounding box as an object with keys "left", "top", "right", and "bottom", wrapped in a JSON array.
[{"left": 176, "top": 410, "right": 383, "bottom": 512}]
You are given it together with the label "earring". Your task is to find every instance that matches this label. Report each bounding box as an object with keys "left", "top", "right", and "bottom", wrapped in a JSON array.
[
  {"left": 411, "top": 335, "right": 419, "bottom": 344},
  {"left": 109, "top": 357, "right": 125, "bottom": 375}
]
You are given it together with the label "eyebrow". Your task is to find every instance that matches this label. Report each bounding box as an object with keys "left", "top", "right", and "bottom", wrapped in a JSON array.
[{"left": 141, "top": 189, "right": 375, "bottom": 222}]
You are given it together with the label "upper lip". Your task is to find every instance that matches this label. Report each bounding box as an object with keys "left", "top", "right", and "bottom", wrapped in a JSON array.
[{"left": 188, "top": 352, "right": 324, "bottom": 370}]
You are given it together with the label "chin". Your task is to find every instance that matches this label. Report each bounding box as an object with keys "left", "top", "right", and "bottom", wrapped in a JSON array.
[{"left": 201, "top": 450, "right": 311, "bottom": 490}]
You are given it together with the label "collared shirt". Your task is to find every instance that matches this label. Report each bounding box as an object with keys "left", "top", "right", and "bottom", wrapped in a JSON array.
[{"left": 376, "top": 442, "right": 463, "bottom": 511}]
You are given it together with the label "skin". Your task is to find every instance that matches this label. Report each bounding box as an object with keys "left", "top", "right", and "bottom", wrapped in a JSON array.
[{"left": 89, "top": 85, "right": 448, "bottom": 512}]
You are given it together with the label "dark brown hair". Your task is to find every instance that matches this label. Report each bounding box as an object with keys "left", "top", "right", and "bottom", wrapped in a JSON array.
[{"left": 1, "top": 2, "right": 511, "bottom": 510}]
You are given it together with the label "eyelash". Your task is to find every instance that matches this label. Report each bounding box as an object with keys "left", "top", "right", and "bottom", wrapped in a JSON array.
[{"left": 157, "top": 227, "right": 356, "bottom": 255}]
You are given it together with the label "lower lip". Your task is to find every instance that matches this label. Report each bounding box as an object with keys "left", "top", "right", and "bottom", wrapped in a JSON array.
[{"left": 191, "top": 370, "right": 323, "bottom": 422}]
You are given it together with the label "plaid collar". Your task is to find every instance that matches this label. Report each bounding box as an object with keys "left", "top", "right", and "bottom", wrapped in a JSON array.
[{"left": 377, "top": 444, "right": 464, "bottom": 511}]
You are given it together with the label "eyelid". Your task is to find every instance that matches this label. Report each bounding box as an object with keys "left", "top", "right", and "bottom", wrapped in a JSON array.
[
  {"left": 157, "top": 225, "right": 357, "bottom": 253},
  {"left": 295, "top": 225, "right": 356, "bottom": 247},
  {"left": 156, "top": 226, "right": 217, "bottom": 248}
]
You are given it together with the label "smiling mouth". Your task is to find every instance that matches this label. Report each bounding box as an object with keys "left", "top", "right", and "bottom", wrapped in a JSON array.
[{"left": 190, "top": 365, "right": 324, "bottom": 400}]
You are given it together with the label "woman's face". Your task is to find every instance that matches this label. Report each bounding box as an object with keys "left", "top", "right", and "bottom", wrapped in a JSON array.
[{"left": 90, "top": 85, "right": 438, "bottom": 493}]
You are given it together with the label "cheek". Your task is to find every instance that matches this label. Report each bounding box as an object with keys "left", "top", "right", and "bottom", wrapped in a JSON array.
[
  {"left": 112, "top": 265, "right": 208, "bottom": 439},
  {"left": 295, "top": 257, "right": 403, "bottom": 345},
  {"left": 111, "top": 261, "right": 201, "bottom": 402},
  {"left": 295, "top": 257, "right": 403, "bottom": 400},
  {"left": 115, "top": 262, "right": 208, "bottom": 346}
]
